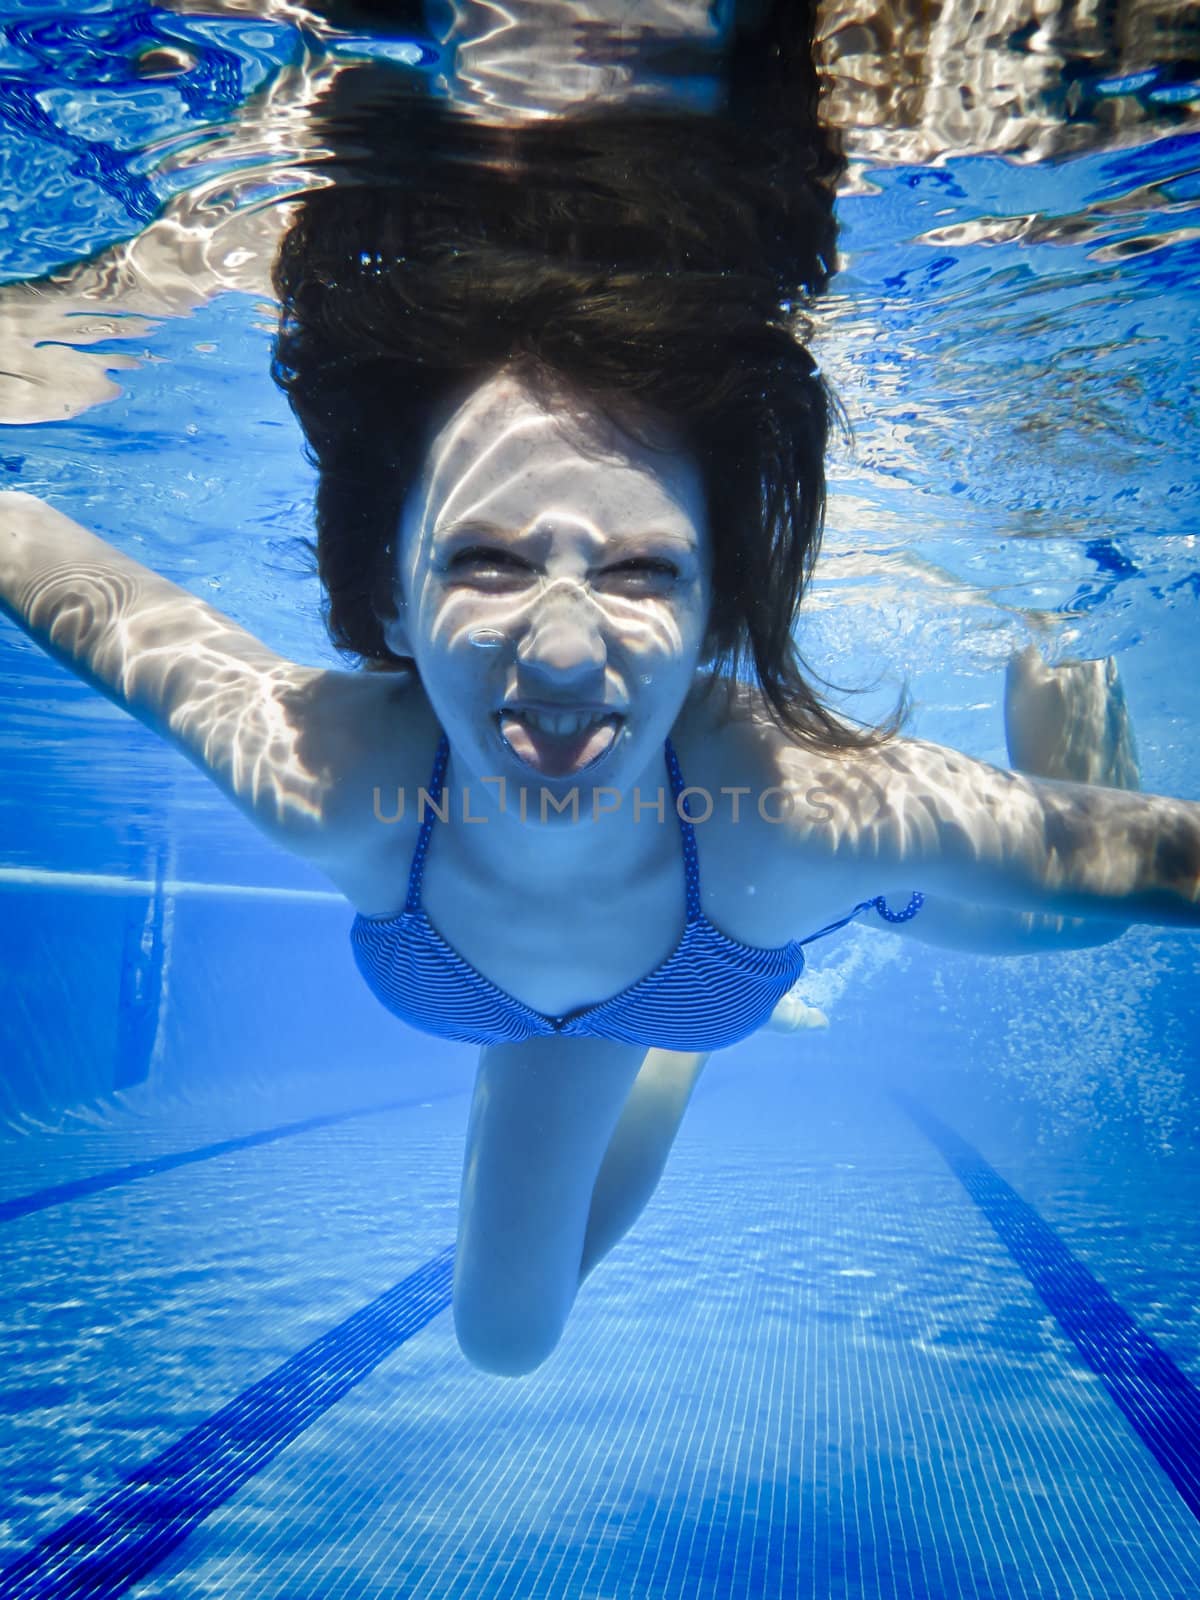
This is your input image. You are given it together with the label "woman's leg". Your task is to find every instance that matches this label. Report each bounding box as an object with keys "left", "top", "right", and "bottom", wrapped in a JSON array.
[
  {"left": 454, "top": 1035, "right": 645, "bottom": 1376},
  {"left": 577, "top": 1047, "right": 710, "bottom": 1284},
  {"left": 452, "top": 1039, "right": 707, "bottom": 1374}
]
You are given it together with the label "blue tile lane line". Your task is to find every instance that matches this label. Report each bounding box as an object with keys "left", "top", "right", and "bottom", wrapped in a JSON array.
[
  {"left": 0, "top": 1095, "right": 463, "bottom": 1224},
  {"left": 895, "top": 1089, "right": 1200, "bottom": 1524},
  {"left": 0, "top": 1247, "right": 455, "bottom": 1600}
]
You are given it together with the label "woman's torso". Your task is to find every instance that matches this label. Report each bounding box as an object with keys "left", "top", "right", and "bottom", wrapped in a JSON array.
[{"left": 314, "top": 669, "right": 864, "bottom": 1019}]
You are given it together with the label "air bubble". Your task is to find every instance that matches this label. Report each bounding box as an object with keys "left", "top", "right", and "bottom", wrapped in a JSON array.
[{"left": 468, "top": 628, "right": 504, "bottom": 649}]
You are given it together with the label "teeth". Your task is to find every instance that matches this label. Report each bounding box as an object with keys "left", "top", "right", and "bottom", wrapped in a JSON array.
[{"left": 510, "top": 709, "right": 614, "bottom": 737}]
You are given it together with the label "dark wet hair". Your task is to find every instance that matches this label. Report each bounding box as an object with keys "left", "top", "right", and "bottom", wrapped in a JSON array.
[{"left": 271, "top": 9, "right": 906, "bottom": 751}]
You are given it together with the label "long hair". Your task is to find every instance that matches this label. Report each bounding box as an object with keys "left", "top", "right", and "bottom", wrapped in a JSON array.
[{"left": 272, "top": 8, "right": 906, "bottom": 750}]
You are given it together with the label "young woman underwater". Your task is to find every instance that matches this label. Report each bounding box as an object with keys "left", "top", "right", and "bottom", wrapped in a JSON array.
[{"left": 2, "top": 26, "right": 1198, "bottom": 1379}]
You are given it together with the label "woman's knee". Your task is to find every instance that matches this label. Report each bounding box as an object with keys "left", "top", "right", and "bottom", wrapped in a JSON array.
[{"left": 452, "top": 1287, "right": 567, "bottom": 1377}]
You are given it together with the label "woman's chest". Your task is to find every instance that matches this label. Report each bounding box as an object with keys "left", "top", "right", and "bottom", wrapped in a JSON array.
[
  {"left": 422, "top": 846, "right": 688, "bottom": 1016},
  {"left": 365, "top": 801, "right": 833, "bottom": 1020},
  {"left": 336, "top": 691, "right": 855, "bottom": 1017}
]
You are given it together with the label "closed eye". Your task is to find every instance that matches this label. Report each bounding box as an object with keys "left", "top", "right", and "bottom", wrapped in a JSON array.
[
  {"left": 445, "top": 550, "right": 679, "bottom": 582},
  {"left": 601, "top": 563, "right": 684, "bottom": 588},
  {"left": 445, "top": 547, "right": 526, "bottom": 574},
  {"left": 449, "top": 546, "right": 517, "bottom": 563},
  {"left": 444, "top": 550, "right": 684, "bottom": 601},
  {"left": 609, "top": 559, "right": 678, "bottom": 578}
]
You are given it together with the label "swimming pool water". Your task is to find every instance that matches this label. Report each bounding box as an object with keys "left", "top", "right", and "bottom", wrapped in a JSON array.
[{"left": 1, "top": 5, "right": 1198, "bottom": 1597}]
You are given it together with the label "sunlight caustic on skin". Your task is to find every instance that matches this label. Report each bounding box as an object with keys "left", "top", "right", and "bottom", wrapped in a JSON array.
[
  {"left": 381, "top": 367, "right": 713, "bottom": 814},
  {"left": 0, "top": 491, "right": 342, "bottom": 846},
  {"left": 762, "top": 645, "right": 1147, "bottom": 1024}
]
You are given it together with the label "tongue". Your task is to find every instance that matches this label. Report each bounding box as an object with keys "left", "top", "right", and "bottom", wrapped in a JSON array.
[{"left": 499, "top": 712, "right": 620, "bottom": 778}]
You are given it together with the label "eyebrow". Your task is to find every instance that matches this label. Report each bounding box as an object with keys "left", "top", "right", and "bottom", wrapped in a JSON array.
[
  {"left": 433, "top": 520, "right": 515, "bottom": 543},
  {"left": 433, "top": 520, "right": 700, "bottom": 554}
]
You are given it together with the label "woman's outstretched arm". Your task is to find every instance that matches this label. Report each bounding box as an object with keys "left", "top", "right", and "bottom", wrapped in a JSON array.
[
  {"left": 791, "top": 745, "right": 1199, "bottom": 930},
  {"left": 0, "top": 490, "right": 375, "bottom": 861},
  {"left": 869, "top": 896, "right": 1134, "bottom": 955},
  {"left": 759, "top": 667, "right": 1199, "bottom": 934},
  {"left": 877, "top": 646, "right": 1143, "bottom": 955}
]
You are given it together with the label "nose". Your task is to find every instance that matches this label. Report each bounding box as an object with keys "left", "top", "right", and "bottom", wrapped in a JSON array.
[{"left": 514, "top": 578, "right": 607, "bottom": 692}]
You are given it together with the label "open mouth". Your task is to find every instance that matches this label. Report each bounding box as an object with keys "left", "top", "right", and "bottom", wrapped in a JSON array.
[{"left": 495, "top": 708, "right": 625, "bottom": 779}]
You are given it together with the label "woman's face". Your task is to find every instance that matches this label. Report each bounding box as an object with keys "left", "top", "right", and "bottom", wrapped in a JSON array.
[{"left": 385, "top": 367, "right": 713, "bottom": 793}]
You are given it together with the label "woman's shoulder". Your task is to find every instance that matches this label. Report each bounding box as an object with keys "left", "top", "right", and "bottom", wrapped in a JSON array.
[
  {"left": 277, "top": 663, "right": 439, "bottom": 876},
  {"left": 670, "top": 672, "right": 836, "bottom": 860},
  {"left": 668, "top": 675, "right": 863, "bottom": 943},
  {"left": 672, "top": 672, "right": 929, "bottom": 915},
  {"left": 674, "top": 671, "right": 856, "bottom": 787}
]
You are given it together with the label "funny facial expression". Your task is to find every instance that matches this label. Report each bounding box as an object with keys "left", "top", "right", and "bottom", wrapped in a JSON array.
[{"left": 382, "top": 366, "right": 713, "bottom": 795}]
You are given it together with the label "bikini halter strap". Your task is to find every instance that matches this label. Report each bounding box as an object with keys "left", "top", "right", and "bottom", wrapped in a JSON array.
[
  {"left": 404, "top": 732, "right": 452, "bottom": 914},
  {"left": 664, "top": 736, "right": 704, "bottom": 921},
  {"left": 404, "top": 733, "right": 702, "bottom": 920}
]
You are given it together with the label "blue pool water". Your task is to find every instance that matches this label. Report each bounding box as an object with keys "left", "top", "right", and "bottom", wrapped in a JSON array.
[{"left": 1, "top": 5, "right": 1199, "bottom": 1597}]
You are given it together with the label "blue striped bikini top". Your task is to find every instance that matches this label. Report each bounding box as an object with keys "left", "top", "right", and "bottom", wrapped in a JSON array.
[{"left": 350, "top": 732, "right": 924, "bottom": 1051}]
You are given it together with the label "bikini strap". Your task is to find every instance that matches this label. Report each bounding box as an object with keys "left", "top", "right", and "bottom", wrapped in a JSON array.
[
  {"left": 798, "top": 891, "right": 925, "bottom": 947},
  {"left": 406, "top": 735, "right": 703, "bottom": 917},
  {"left": 404, "top": 731, "right": 451, "bottom": 914},
  {"left": 664, "top": 736, "right": 703, "bottom": 920}
]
